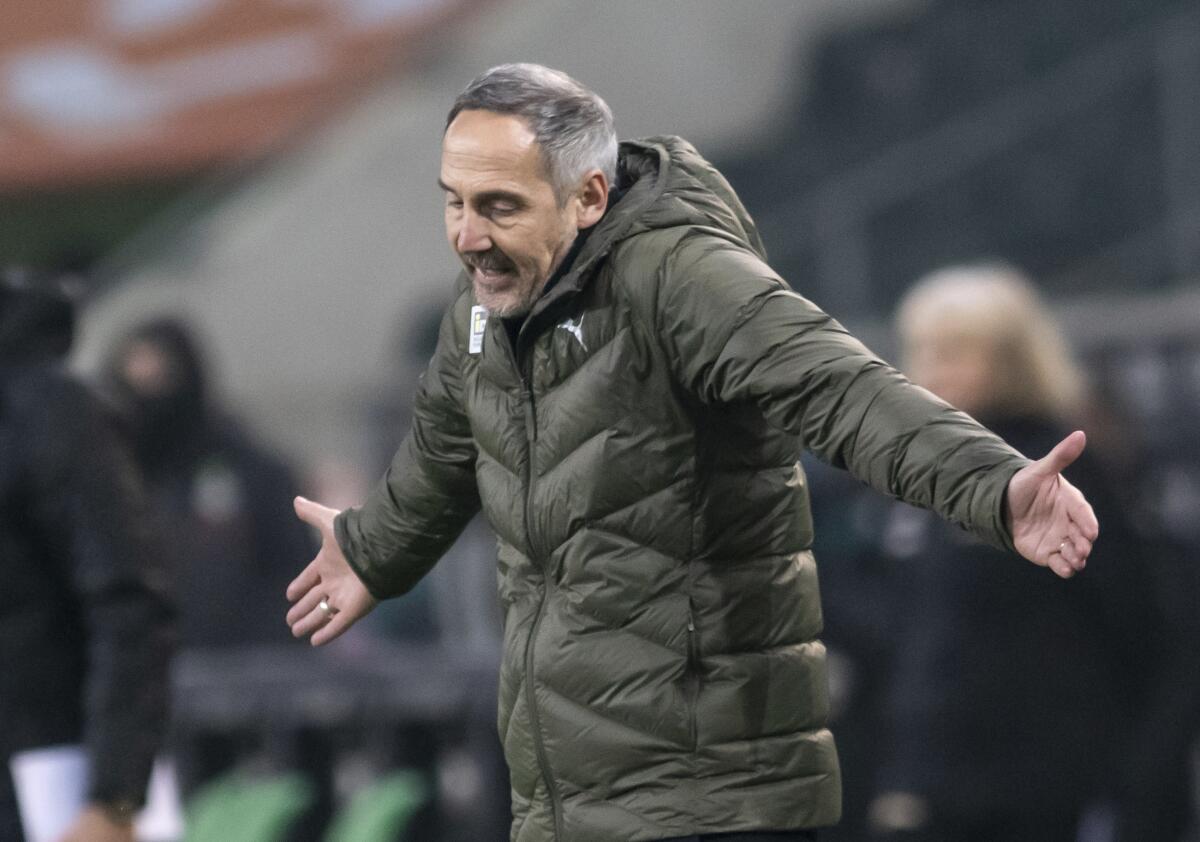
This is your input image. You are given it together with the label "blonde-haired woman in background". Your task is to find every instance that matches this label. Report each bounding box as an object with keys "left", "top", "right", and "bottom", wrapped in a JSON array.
[
  {"left": 895, "top": 263, "right": 1083, "bottom": 424},
  {"left": 865, "top": 264, "right": 1183, "bottom": 842}
]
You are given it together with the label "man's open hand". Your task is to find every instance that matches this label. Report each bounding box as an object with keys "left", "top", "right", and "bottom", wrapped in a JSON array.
[
  {"left": 286, "top": 497, "right": 377, "bottom": 645},
  {"left": 1006, "top": 430, "right": 1099, "bottom": 578}
]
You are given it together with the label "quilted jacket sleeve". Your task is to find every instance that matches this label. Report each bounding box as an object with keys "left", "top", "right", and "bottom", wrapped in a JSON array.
[
  {"left": 334, "top": 296, "right": 482, "bottom": 599},
  {"left": 652, "top": 231, "right": 1027, "bottom": 552}
]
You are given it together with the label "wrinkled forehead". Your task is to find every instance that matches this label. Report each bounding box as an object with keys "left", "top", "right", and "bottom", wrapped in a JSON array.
[{"left": 440, "top": 109, "right": 550, "bottom": 187}]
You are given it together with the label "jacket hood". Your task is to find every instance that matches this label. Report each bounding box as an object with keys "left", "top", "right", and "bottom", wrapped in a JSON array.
[
  {"left": 0, "top": 280, "right": 75, "bottom": 363},
  {"left": 102, "top": 317, "right": 210, "bottom": 415},
  {"left": 520, "top": 136, "right": 767, "bottom": 328},
  {"left": 570, "top": 136, "right": 767, "bottom": 281}
]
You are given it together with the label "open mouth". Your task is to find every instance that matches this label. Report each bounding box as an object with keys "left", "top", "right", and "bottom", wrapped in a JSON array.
[
  {"left": 472, "top": 266, "right": 512, "bottom": 286},
  {"left": 466, "top": 254, "right": 516, "bottom": 289}
]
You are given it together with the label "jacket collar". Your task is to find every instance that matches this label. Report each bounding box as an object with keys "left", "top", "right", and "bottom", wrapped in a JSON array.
[{"left": 512, "top": 140, "right": 673, "bottom": 345}]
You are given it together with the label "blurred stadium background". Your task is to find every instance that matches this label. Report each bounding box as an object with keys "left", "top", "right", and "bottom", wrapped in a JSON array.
[{"left": 2, "top": 0, "right": 1197, "bottom": 840}]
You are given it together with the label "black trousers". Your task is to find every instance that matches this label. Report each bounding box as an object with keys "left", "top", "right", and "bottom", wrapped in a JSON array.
[{"left": 660, "top": 832, "right": 819, "bottom": 841}]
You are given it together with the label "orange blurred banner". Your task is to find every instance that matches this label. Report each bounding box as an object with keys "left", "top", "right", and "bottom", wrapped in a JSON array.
[{"left": 0, "top": 0, "right": 478, "bottom": 189}]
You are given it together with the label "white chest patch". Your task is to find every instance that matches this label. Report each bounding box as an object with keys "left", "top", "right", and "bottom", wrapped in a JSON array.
[
  {"left": 557, "top": 314, "right": 587, "bottom": 351},
  {"left": 469, "top": 305, "right": 487, "bottom": 354}
]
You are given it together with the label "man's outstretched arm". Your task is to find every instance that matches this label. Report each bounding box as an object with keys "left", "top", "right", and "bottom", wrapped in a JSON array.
[
  {"left": 286, "top": 496, "right": 378, "bottom": 646},
  {"left": 1005, "top": 430, "right": 1099, "bottom": 578},
  {"left": 651, "top": 234, "right": 1100, "bottom": 566}
]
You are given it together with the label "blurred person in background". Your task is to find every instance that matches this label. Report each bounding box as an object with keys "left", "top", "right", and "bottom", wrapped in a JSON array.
[
  {"left": 104, "top": 318, "right": 314, "bottom": 651},
  {"left": 0, "top": 270, "right": 174, "bottom": 842},
  {"left": 284, "top": 64, "right": 1101, "bottom": 841},
  {"left": 102, "top": 318, "right": 315, "bottom": 794},
  {"left": 866, "top": 263, "right": 1195, "bottom": 842}
]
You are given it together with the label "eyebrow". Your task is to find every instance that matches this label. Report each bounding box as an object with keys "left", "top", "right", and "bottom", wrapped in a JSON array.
[{"left": 437, "top": 179, "right": 527, "bottom": 207}]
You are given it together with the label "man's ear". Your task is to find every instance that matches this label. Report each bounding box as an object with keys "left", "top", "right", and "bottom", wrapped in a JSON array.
[{"left": 575, "top": 169, "right": 609, "bottom": 229}]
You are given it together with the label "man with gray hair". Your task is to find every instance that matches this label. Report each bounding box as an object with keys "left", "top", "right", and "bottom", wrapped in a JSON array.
[{"left": 286, "top": 63, "right": 1099, "bottom": 842}]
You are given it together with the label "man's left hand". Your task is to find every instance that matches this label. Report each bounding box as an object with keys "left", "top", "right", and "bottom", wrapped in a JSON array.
[{"left": 1006, "top": 430, "right": 1099, "bottom": 578}]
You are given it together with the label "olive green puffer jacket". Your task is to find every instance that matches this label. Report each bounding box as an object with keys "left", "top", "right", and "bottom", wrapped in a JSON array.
[{"left": 336, "top": 137, "right": 1028, "bottom": 841}]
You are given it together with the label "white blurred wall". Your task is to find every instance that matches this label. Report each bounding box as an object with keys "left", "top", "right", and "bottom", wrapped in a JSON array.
[{"left": 75, "top": 0, "right": 915, "bottom": 486}]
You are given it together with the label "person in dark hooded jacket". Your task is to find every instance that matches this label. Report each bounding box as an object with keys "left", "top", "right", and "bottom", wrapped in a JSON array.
[
  {"left": 102, "top": 318, "right": 316, "bottom": 795},
  {"left": 0, "top": 270, "right": 174, "bottom": 842},
  {"left": 103, "top": 318, "right": 314, "bottom": 651},
  {"left": 283, "top": 65, "right": 1101, "bottom": 842}
]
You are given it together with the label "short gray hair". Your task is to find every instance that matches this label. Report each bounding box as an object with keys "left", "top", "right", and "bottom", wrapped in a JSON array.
[{"left": 446, "top": 63, "right": 618, "bottom": 203}]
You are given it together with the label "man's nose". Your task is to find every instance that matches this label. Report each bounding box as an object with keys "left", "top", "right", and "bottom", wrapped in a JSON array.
[{"left": 456, "top": 211, "right": 491, "bottom": 253}]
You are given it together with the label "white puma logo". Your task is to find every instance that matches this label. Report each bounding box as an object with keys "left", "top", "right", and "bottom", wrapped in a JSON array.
[{"left": 557, "top": 314, "right": 587, "bottom": 351}]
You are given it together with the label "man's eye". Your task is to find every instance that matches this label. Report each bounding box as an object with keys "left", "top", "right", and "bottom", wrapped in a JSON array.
[
  {"left": 490, "top": 204, "right": 517, "bottom": 216},
  {"left": 446, "top": 198, "right": 463, "bottom": 209}
]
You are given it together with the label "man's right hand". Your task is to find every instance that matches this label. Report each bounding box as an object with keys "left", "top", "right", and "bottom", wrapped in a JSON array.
[{"left": 286, "top": 496, "right": 377, "bottom": 645}]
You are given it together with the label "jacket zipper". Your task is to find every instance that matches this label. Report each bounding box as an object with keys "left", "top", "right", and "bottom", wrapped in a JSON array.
[
  {"left": 686, "top": 607, "right": 700, "bottom": 751},
  {"left": 519, "top": 374, "right": 566, "bottom": 839}
]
